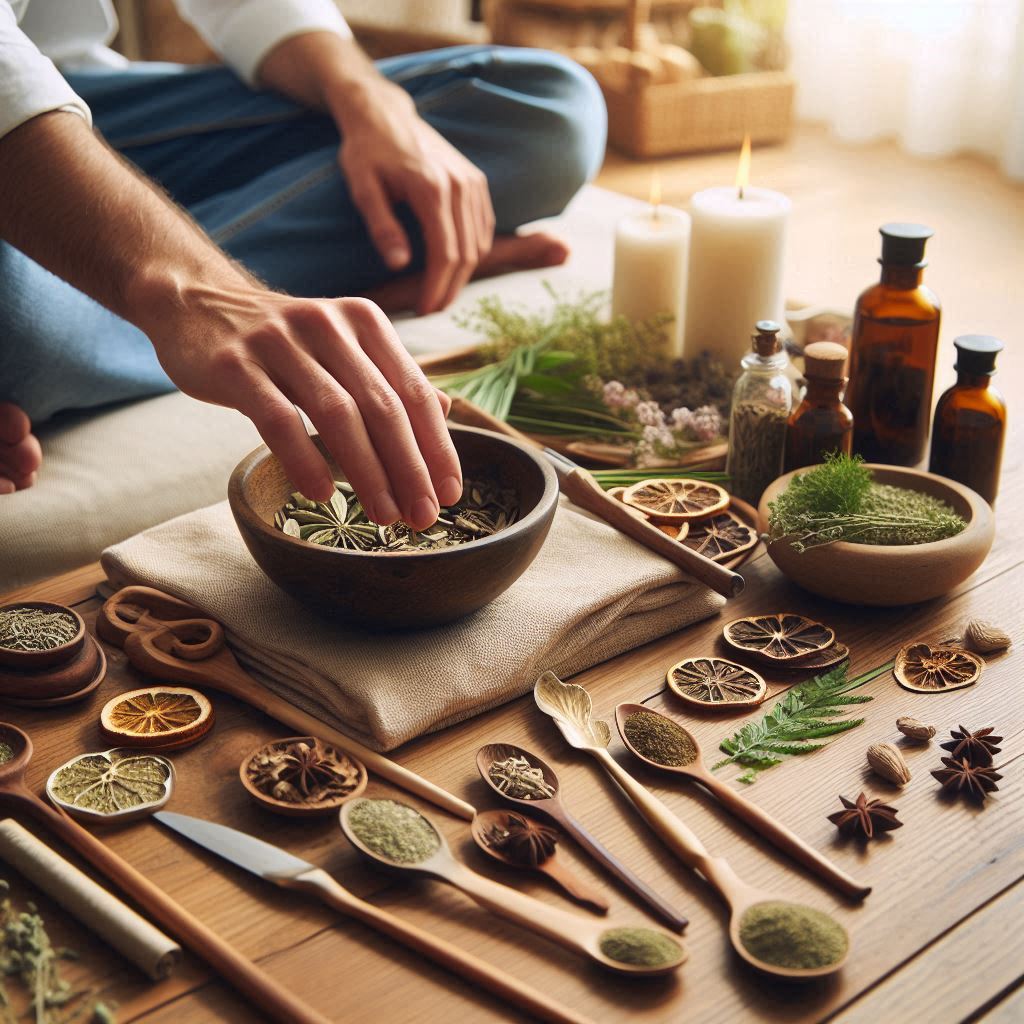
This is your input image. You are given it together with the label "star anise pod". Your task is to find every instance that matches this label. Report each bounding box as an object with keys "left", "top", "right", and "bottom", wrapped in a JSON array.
[
  {"left": 827, "top": 792, "right": 902, "bottom": 840},
  {"left": 485, "top": 813, "right": 559, "bottom": 867},
  {"left": 939, "top": 725, "right": 1002, "bottom": 766},
  {"left": 931, "top": 756, "right": 1002, "bottom": 801}
]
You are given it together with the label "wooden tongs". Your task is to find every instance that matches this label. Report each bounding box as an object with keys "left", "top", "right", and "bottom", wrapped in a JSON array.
[{"left": 97, "top": 586, "right": 475, "bottom": 820}]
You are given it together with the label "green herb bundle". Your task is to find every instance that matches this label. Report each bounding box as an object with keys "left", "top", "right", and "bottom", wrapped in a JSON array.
[
  {"left": 713, "top": 661, "right": 892, "bottom": 783},
  {"left": 767, "top": 453, "right": 966, "bottom": 551}
]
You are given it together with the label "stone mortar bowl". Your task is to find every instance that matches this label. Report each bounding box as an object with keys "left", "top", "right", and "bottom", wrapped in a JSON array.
[
  {"left": 229, "top": 425, "right": 559, "bottom": 629},
  {"left": 757, "top": 464, "right": 995, "bottom": 607}
]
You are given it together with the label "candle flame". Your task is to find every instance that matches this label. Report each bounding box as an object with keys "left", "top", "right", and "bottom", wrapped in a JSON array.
[
  {"left": 735, "top": 134, "right": 751, "bottom": 199},
  {"left": 650, "top": 170, "right": 662, "bottom": 214}
]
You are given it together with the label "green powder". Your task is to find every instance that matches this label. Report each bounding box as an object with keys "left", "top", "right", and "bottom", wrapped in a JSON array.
[
  {"left": 0, "top": 743, "right": 12, "bottom": 765},
  {"left": 623, "top": 710, "right": 698, "bottom": 767},
  {"left": 599, "top": 927, "right": 683, "bottom": 968},
  {"left": 739, "top": 901, "right": 848, "bottom": 969},
  {"left": 347, "top": 799, "right": 441, "bottom": 864}
]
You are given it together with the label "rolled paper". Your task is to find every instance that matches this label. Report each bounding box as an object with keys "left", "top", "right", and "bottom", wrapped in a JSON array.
[{"left": 0, "top": 818, "right": 181, "bottom": 979}]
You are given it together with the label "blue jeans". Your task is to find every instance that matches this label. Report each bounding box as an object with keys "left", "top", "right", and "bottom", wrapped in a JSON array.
[{"left": 0, "top": 47, "right": 606, "bottom": 422}]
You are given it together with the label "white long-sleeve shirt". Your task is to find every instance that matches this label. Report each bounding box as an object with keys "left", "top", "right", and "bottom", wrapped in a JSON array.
[{"left": 0, "top": 0, "right": 352, "bottom": 139}]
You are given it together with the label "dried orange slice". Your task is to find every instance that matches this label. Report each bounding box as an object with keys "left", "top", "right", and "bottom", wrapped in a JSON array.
[
  {"left": 100, "top": 686, "right": 214, "bottom": 750},
  {"left": 608, "top": 486, "right": 655, "bottom": 521},
  {"left": 622, "top": 479, "right": 730, "bottom": 523},
  {"left": 667, "top": 657, "right": 766, "bottom": 709},
  {"left": 723, "top": 613, "right": 836, "bottom": 662},
  {"left": 678, "top": 511, "right": 758, "bottom": 562},
  {"left": 894, "top": 643, "right": 984, "bottom": 693}
]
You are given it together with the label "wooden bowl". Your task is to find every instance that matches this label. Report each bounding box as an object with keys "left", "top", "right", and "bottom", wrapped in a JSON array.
[
  {"left": 0, "top": 602, "right": 85, "bottom": 670},
  {"left": 757, "top": 465, "right": 994, "bottom": 606},
  {"left": 228, "top": 425, "right": 559, "bottom": 629},
  {"left": 239, "top": 736, "right": 368, "bottom": 818},
  {"left": 0, "top": 634, "right": 106, "bottom": 703}
]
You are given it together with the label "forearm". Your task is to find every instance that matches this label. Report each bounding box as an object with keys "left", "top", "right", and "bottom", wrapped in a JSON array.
[
  {"left": 0, "top": 111, "right": 252, "bottom": 336},
  {"left": 256, "top": 31, "right": 413, "bottom": 131}
]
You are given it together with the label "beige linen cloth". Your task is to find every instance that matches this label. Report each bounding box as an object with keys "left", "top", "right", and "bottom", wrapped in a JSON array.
[{"left": 101, "top": 498, "right": 724, "bottom": 751}]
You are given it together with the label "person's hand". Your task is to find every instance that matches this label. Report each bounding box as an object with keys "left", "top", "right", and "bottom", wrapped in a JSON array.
[
  {"left": 330, "top": 79, "right": 496, "bottom": 316},
  {"left": 145, "top": 280, "right": 460, "bottom": 531}
]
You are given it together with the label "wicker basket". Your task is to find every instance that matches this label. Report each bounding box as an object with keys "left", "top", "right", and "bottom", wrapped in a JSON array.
[{"left": 602, "top": 68, "right": 795, "bottom": 157}]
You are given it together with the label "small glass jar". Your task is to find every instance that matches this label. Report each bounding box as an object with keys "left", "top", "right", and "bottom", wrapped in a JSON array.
[
  {"left": 726, "top": 320, "right": 793, "bottom": 505},
  {"left": 929, "top": 335, "right": 1006, "bottom": 504},
  {"left": 784, "top": 341, "right": 854, "bottom": 472}
]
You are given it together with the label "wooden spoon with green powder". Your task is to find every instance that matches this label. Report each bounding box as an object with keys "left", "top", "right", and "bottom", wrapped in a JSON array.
[
  {"left": 534, "top": 673, "right": 852, "bottom": 980},
  {"left": 340, "top": 797, "right": 686, "bottom": 977},
  {"left": 615, "top": 703, "right": 870, "bottom": 901}
]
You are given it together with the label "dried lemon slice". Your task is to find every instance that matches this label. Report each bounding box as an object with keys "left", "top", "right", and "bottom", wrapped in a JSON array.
[
  {"left": 894, "top": 643, "right": 983, "bottom": 693},
  {"left": 723, "top": 613, "right": 836, "bottom": 662},
  {"left": 100, "top": 686, "right": 214, "bottom": 750},
  {"left": 667, "top": 657, "right": 766, "bottom": 709},
  {"left": 678, "top": 511, "right": 758, "bottom": 562},
  {"left": 622, "top": 479, "right": 730, "bottom": 523}
]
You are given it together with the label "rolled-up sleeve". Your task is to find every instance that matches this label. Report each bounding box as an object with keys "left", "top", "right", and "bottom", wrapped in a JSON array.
[
  {"left": 0, "top": 2, "right": 91, "bottom": 141},
  {"left": 175, "top": 0, "right": 352, "bottom": 85}
]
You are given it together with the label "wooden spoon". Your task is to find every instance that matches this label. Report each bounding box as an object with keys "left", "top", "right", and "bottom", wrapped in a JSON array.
[
  {"left": 615, "top": 703, "right": 871, "bottom": 901},
  {"left": 471, "top": 809, "right": 609, "bottom": 914},
  {"left": 0, "top": 723, "right": 329, "bottom": 1024},
  {"left": 476, "top": 742, "right": 687, "bottom": 932},
  {"left": 340, "top": 798, "right": 685, "bottom": 977},
  {"left": 534, "top": 674, "right": 851, "bottom": 980}
]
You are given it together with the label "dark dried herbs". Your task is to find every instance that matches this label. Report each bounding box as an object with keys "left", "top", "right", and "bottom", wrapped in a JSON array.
[
  {"left": 245, "top": 738, "right": 361, "bottom": 807},
  {"left": 483, "top": 813, "right": 558, "bottom": 867},
  {"left": 827, "top": 792, "right": 902, "bottom": 840},
  {"left": 0, "top": 607, "right": 78, "bottom": 652},
  {"left": 275, "top": 478, "right": 518, "bottom": 552},
  {"left": 622, "top": 710, "right": 698, "bottom": 767}
]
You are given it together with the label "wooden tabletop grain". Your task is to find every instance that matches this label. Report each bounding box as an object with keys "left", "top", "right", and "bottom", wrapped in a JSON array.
[{"left": 0, "top": 128, "right": 1021, "bottom": 1022}]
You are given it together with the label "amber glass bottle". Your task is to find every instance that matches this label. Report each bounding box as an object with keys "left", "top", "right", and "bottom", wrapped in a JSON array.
[
  {"left": 929, "top": 336, "right": 1006, "bottom": 504},
  {"left": 784, "top": 341, "right": 853, "bottom": 471},
  {"left": 846, "top": 223, "right": 941, "bottom": 466}
]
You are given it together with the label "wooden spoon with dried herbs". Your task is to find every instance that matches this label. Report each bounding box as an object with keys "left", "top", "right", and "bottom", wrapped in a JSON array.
[{"left": 614, "top": 704, "right": 870, "bottom": 900}]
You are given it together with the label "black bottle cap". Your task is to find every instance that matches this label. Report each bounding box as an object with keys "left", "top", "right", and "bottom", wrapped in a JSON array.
[
  {"left": 752, "top": 320, "right": 781, "bottom": 356},
  {"left": 878, "top": 223, "right": 933, "bottom": 267},
  {"left": 954, "top": 335, "right": 1003, "bottom": 375}
]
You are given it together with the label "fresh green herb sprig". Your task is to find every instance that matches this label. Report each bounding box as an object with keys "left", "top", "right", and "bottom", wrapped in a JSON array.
[
  {"left": 767, "top": 453, "right": 966, "bottom": 551},
  {"left": 591, "top": 468, "right": 729, "bottom": 490},
  {"left": 713, "top": 661, "right": 892, "bottom": 783}
]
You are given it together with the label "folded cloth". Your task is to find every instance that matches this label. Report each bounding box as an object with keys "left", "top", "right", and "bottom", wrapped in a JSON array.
[{"left": 101, "top": 498, "right": 724, "bottom": 751}]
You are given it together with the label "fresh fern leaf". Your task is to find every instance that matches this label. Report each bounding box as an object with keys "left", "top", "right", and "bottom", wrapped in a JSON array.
[{"left": 712, "top": 660, "right": 892, "bottom": 782}]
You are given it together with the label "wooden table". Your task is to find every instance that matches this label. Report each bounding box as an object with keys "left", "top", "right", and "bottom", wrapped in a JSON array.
[{"left": 1, "top": 130, "right": 1022, "bottom": 1022}]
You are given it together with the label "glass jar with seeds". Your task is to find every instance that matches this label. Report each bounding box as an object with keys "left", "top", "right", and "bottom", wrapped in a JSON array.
[
  {"left": 273, "top": 479, "right": 519, "bottom": 553},
  {"left": 725, "top": 321, "right": 793, "bottom": 505}
]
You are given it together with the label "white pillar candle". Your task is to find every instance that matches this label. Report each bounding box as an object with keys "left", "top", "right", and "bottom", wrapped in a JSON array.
[
  {"left": 683, "top": 185, "right": 791, "bottom": 368},
  {"left": 611, "top": 205, "right": 691, "bottom": 359}
]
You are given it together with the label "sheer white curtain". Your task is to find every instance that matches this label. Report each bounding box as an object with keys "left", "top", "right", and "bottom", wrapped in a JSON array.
[{"left": 787, "top": 0, "right": 1024, "bottom": 180}]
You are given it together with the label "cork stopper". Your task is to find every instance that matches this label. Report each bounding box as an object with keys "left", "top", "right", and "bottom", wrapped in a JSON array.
[
  {"left": 752, "top": 320, "right": 781, "bottom": 357},
  {"left": 803, "top": 341, "right": 848, "bottom": 380}
]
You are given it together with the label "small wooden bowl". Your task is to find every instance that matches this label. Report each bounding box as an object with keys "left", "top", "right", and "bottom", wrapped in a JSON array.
[
  {"left": 228, "top": 425, "right": 559, "bottom": 629},
  {"left": 0, "top": 602, "right": 85, "bottom": 670},
  {"left": 758, "top": 465, "right": 995, "bottom": 606},
  {"left": 0, "top": 635, "right": 106, "bottom": 704},
  {"left": 239, "top": 736, "right": 368, "bottom": 818}
]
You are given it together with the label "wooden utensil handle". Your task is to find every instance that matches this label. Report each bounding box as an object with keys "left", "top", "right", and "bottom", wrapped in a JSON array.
[
  {"left": 539, "top": 858, "right": 610, "bottom": 915},
  {"left": 697, "top": 769, "right": 872, "bottom": 901},
  {"left": 123, "top": 629, "right": 476, "bottom": 822},
  {"left": 560, "top": 470, "right": 744, "bottom": 599},
  {"left": 291, "top": 869, "right": 594, "bottom": 1024},
  {"left": 15, "top": 792, "right": 329, "bottom": 1024},
  {"left": 447, "top": 861, "right": 602, "bottom": 956},
  {"left": 546, "top": 803, "right": 687, "bottom": 932},
  {"left": 591, "top": 749, "right": 750, "bottom": 906}
]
